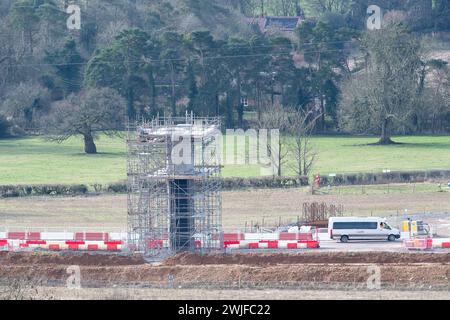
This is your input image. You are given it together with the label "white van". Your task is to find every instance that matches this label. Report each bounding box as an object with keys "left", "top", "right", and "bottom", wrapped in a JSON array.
[{"left": 328, "top": 217, "right": 400, "bottom": 242}]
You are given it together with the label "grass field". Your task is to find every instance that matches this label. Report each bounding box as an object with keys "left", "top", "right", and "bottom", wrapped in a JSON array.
[
  {"left": 1, "top": 135, "right": 450, "bottom": 185},
  {"left": 0, "top": 135, "right": 126, "bottom": 185}
]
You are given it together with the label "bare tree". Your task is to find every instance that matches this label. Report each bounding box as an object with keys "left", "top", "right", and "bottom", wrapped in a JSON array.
[
  {"left": 286, "top": 109, "right": 320, "bottom": 177},
  {"left": 305, "top": 0, "right": 353, "bottom": 15},
  {"left": 259, "top": 103, "right": 290, "bottom": 176},
  {"left": 259, "top": 104, "right": 319, "bottom": 177},
  {"left": 43, "top": 88, "right": 126, "bottom": 154},
  {"left": 265, "top": 0, "right": 303, "bottom": 16}
]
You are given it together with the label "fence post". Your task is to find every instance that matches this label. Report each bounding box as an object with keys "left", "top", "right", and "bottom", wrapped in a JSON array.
[
  {"left": 238, "top": 274, "right": 241, "bottom": 290},
  {"left": 396, "top": 210, "right": 399, "bottom": 228}
]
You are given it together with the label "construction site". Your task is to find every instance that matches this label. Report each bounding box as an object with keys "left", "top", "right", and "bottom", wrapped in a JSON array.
[
  {"left": 126, "top": 116, "right": 222, "bottom": 260},
  {"left": 2, "top": 0, "right": 450, "bottom": 305},
  {"left": 1, "top": 116, "right": 450, "bottom": 300}
]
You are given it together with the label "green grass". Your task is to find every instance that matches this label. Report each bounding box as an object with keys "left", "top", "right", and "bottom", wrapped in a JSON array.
[
  {"left": 307, "top": 135, "right": 450, "bottom": 175},
  {"left": 1, "top": 135, "right": 450, "bottom": 185},
  {"left": 0, "top": 135, "right": 126, "bottom": 185}
]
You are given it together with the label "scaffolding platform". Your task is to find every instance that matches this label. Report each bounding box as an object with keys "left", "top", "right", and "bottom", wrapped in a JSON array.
[{"left": 127, "top": 115, "right": 223, "bottom": 261}]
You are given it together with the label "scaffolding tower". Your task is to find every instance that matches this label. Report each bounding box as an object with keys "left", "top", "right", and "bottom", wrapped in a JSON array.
[{"left": 127, "top": 115, "right": 222, "bottom": 260}]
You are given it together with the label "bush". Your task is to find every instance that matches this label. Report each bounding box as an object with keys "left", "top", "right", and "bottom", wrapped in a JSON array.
[
  {"left": 106, "top": 182, "right": 127, "bottom": 193},
  {"left": 2, "top": 168, "right": 450, "bottom": 198},
  {"left": 0, "top": 115, "right": 11, "bottom": 138},
  {"left": 320, "top": 169, "right": 450, "bottom": 186},
  {"left": 0, "top": 185, "right": 32, "bottom": 197},
  {"left": 69, "top": 184, "right": 88, "bottom": 194},
  {"left": 221, "top": 176, "right": 308, "bottom": 190},
  {"left": 0, "top": 184, "right": 90, "bottom": 197},
  {"left": 91, "top": 184, "right": 103, "bottom": 193}
]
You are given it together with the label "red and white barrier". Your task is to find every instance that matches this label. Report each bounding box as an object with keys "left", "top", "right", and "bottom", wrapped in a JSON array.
[
  {"left": 40, "top": 232, "right": 74, "bottom": 241},
  {"left": 16, "top": 240, "right": 123, "bottom": 251},
  {"left": 0, "top": 230, "right": 125, "bottom": 252},
  {"left": 403, "top": 238, "right": 432, "bottom": 250},
  {"left": 223, "top": 233, "right": 244, "bottom": 241},
  {"left": 0, "top": 231, "right": 127, "bottom": 241},
  {"left": 0, "top": 239, "right": 8, "bottom": 251},
  {"left": 431, "top": 238, "right": 450, "bottom": 248},
  {"left": 244, "top": 233, "right": 279, "bottom": 241},
  {"left": 3, "top": 232, "right": 41, "bottom": 240},
  {"left": 223, "top": 232, "right": 314, "bottom": 241},
  {"left": 1, "top": 230, "right": 320, "bottom": 252},
  {"left": 225, "top": 240, "right": 319, "bottom": 249},
  {"left": 402, "top": 238, "right": 450, "bottom": 250},
  {"left": 75, "top": 232, "right": 109, "bottom": 241},
  {"left": 223, "top": 232, "right": 318, "bottom": 250}
]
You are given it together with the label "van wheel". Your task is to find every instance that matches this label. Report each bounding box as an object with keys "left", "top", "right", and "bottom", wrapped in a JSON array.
[
  {"left": 388, "top": 234, "right": 396, "bottom": 242},
  {"left": 340, "top": 235, "right": 349, "bottom": 243}
]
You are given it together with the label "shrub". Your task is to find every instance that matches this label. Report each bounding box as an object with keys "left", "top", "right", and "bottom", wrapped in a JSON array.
[
  {"left": 0, "top": 115, "right": 11, "bottom": 138},
  {"left": 0, "top": 184, "right": 90, "bottom": 197},
  {"left": 221, "top": 176, "right": 308, "bottom": 190},
  {"left": 2, "top": 169, "right": 450, "bottom": 198},
  {"left": 328, "top": 170, "right": 450, "bottom": 186},
  {"left": 69, "top": 184, "right": 88, "bottom": 194},
  {"left": 107, "top": 182, "right": 127, "bottom": 193},
  {"left": 346, "top": 174, "right": 357, "bottom": 185},
  {"left": 91, "top": 184, "right": 103, "bottom": 193}
]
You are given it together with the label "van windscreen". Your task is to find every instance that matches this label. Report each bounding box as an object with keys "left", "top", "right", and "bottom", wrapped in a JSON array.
[{"left": 333, "top": 222, "right": 378, "bottom": 229}]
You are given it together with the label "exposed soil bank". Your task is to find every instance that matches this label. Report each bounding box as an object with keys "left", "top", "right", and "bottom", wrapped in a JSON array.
[
  {"left": 2, "top": 251, "right": 450, "bottom": 267},
  {"left": 163, "top": 252, "right": 450, "bottom": 266},
  {"left": 0, "top": 252, "right": 145, "bottom": 266},
  {"left": 1, "top": 252, "right": 449, "bottom": 287}
]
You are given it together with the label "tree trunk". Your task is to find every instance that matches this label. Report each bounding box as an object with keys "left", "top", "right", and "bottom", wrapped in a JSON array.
[
  {"left": 170, "top": 63, "right": 176, "bottom": 116},
  {"left": 215, "top": 93, "right": 220, "bottom": 116},
  {"left": 84, "top": 133, "right": 97, "bottom": 154},
  {"left": 225, "top": 92, "right": 234, "bottom": 128},
  {"left": 237, "top": 103, "right": 244, "bottom": 128},
  {"left": 256, "top": 82, "right": 262, "bottom": 122},
  {"left": 320, "top": 97, "right": 326, "bottom": 132},
  {"left": 379, "top": 118, "right": 394, "bottom": 144},
  {"left": 127, "top": 87, "right": 135, "bottom": 119},
  {"left": 237, "top": 73, "right": 244, "bottom": 127},
  {"left": 148, "top": 68, "right": 157, "bottom": 114},
  {"left": 277, "top": 139, "right": 282, "bottom": 177}
]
